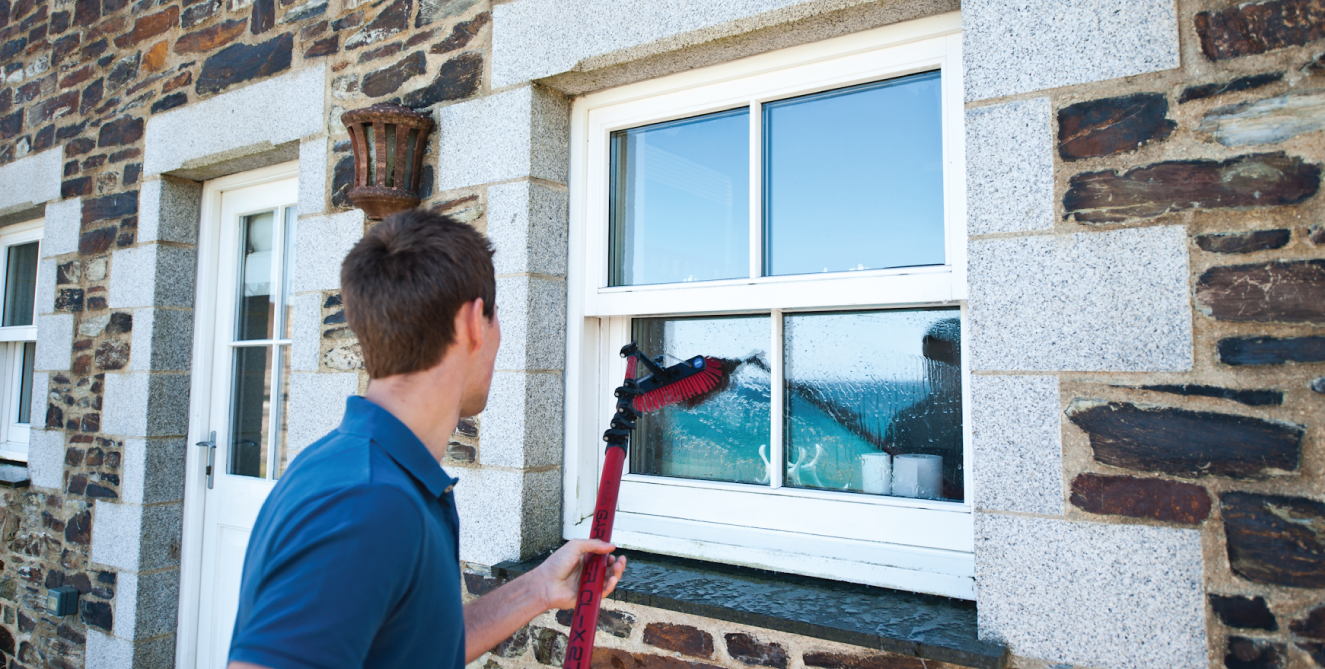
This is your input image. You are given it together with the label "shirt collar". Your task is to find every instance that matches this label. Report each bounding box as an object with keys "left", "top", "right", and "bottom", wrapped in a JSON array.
[{"left": 338, "top": 396, "right": 458, "bottom": 499}]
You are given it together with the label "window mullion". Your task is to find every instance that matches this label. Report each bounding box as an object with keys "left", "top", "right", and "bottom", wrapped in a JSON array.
[
  {"left": 769, "top": 309, "right": 784, "bottom": 489},
  {"left": 748, "top": 101, "right": 763, "bottom": 280}
]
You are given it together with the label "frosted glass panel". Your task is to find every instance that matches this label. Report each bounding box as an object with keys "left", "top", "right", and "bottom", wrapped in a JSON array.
[
  {"left": 630, "top": 315, "right": 770, "bottom": 485},
  {"left": 764, "top": 71, "right": 945, "bottom": 276},
  {"left": 610, "top": 109, "right": 750, "bottom": 286},
  {"left": 783, "top": 309, "right": 962, "bottom": 500}
]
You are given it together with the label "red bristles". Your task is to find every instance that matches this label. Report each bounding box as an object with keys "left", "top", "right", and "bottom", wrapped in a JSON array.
[{"left": 631, "top": 357, "right": 731, "bottom": 414}]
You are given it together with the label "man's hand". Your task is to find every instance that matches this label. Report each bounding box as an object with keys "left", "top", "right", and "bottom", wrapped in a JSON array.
[{"left": 531, "top": 539, "right": 627, "bottom": 611}]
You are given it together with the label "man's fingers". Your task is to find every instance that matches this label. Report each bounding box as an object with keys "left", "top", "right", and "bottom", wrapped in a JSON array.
[{"left": 572, "top": 538, "right": 617, "bottom": 555}]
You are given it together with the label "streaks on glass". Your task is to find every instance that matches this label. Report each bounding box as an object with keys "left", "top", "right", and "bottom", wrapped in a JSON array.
[
  {"left": 783, "top": 309, "right": 962, "bottom": 500},
  {"left": 630, "top": 315, "right": 770, "bottom": 485}
]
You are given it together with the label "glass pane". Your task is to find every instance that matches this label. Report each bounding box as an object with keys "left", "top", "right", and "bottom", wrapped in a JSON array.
[
  {"left": 764, "top": 71, "right": 945, "bottom": 276},
  {"left": 630, "top": 315, "right": 770, "bottom": 485},
  {"left": 3, "top": 242, "right": 39, "bottom": 327},
  {"left": 16, "top": 342, "right": 33, "bottom": 424},
  {"left": 783, "top": 309, "right": 962, "bottom": 501},
  {"left": 280, "top": 207, "right": 297, "bottom": 339},
  {"left": 236, "top": 211, "right": 276, "bottom": 341},
  {"left": 229, "top": 346, "right": 272, "bottom": 478},
  {"left": 274, "top": 345, "right": 292, "bottom": 478},
  {"left": 610, "top": 109, "right": 750, "bottom": 286}
]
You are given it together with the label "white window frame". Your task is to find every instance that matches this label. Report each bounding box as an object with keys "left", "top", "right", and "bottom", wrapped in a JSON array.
[
  {"left": 0, "top": 220, "right": 43, "bottom": 461},
  {"left": 565, "top": 12, "right": 972, "bottom": 599}
]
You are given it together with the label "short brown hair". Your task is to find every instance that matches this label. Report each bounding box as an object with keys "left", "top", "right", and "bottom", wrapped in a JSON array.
[{"left": 341, "top": 209, "right": 496, "bottom": 379}]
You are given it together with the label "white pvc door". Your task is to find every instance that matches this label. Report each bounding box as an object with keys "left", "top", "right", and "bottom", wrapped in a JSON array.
[{"left": 192, "top": 172, "right": 298, "bottom": 669}]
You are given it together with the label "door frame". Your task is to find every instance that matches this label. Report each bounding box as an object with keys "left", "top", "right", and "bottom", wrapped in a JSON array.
[{"left": 175, "top": 161, "right": 300, "bottom": 669}]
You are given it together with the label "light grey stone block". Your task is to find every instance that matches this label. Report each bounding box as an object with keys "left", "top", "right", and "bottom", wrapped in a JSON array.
[
  {"left": 137, "top": 177, "right": 202, "bottom": 245},
  {"left": 966, "top": 98, "right": 1053, "bottom": 236},
  {"left": 144, "top": 64, "right": 326, "bottom": 176},
  {"left": 101, "top": 372, "right": 191, "bottom": 438},
  {"left": 34, "top": 313, "right": 73, "bottom": 372},
  {"left": 479, "top": 372, "right": 564, "bottom": 469},
  {"left": 299, "top": 136, "right": 329, "bottom": 216},
  {"left": 968, "top": 225, "right": 1191, "bottom": 372},
  {"left": 292, "top": 210, "right": 363, "bottom": 293},
  {"left": 963, "top": 0, "right": 1179, "bottom": 101},
  {"left": 129, "top": 308, "right": 195, "bottom": 372},
  {"left": 488, "top": 181, "right": 569, "bottom": 276},
  {"left": 90, "top": 500, "right": 184, "bottom": 572},
  {"left": 287, "top": 372, "right": 358, "bottom": 459},
  {"left": 975, "top": 513, "right": 1205, "bottom": 669},
  {"left": 971, "top": 375, "right": 1061, "bottom": 515},
  {"left": 435, "top": 86, "right": 569, "bottom": 191},
  {"left": 29, "top": 370, "right": 49, "bottom": 429},
  {"left": 114, "top": 569, "right": 180, "bottom": 640},
  {"left": 121, "top": 438, "right": 187, "bottom": 505},
  {"left": 453, "top": 467, "right": 561, "bottom": 566},
  {"left": 28, "top": 427, "right": 63, "bottom": 490},
  {"left": 108, "top": 244, "right": 198, "bottom": 309},
  {"left": 291, "top": 293, "right": 323, "bottom": 372},
  {"left": 41, "top": 197, "right": 80, "bottom": 259},
  {"left": 85, "top": 629, "right": 175, "bottom": 669},
  {"left": 34, "top": 258, "right": 55, "bottom": 317},
  {"left": 495, "top": 276, "right": 566, "bottom": 372},
  {"left": 0, "top": 149, "right": 62, "bottom": 216}
]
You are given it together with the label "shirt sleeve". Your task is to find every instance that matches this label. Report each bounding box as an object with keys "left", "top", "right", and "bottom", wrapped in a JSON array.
[{"left": 228, "top": 484, "right": 425, "bottom": 669}]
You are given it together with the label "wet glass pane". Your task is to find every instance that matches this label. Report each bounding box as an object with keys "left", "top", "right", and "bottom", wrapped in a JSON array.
[
  {"left": 280, "top": 208, "right": 297, "bottom": 339},
  {"left": 610, "top": 109, "right": 750, "bottom": 286},
  {"left": 229, "top": 346, "right": 272, "bottom": 478},
  {"left": 783, "top": 309, "right": 962, "bottom": 500},
  {"left": 630, "top": 315, "right": 770, "bottom": 485},
  {"left": 17, "top": 342, "right": 33, "bottom": 424},
  {"left": 274, "top": 345, "right": 291, "bottom": 478},
  {"left": 764, "top": 71, "right": 945, "bottom": 276},
  {"left": 3, "top": 242, "right": 39, "bottom": 327},
  {"left": 236, "top": 211, "right": 276, "bottom": 341}
]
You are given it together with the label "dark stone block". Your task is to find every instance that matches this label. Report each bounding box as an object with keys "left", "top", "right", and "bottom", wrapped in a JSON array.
[
  {"left": 492, "top": 626, "right": 529, "bottom": 658},
  {"left": 300, "top": 19, "right": 326, "bottom": 38},
  {"left": 361, "top": 50, "right": 425, "bottom": 97},
  {"left": 51, "top": 10, "right": 70, "bottom": 33},
  {"left": 46, "top": 403, "right": 62, "bottom": 428},
  {"left": 181, "top": 0, "right": 219, "bottom": 28},
  {"left": 66, "top": 160, "right": 81, "bottom": 176},
  {"left": 644, "top": 623, "right": 713, "bottom": 658},
  {"left": 331, "top": 10, "right": 360, "bottom": 31},
  {"left": 64, "top": 509, "right": 90, "bottom": 545},
  {"left": 164, "top": 71, "right": 192, "bottom": 93},
  {"left": 87, "top": 295, "right": 107, "bottom": 309},
  {"left": 1226, "top": 636, "right": 1286, "bottom": 669},
  {"left": 1057, "top": 93, "right": 1175, "bottom": 161},
  {"left": 112, "top": 5, "right": 178, "bottom": 48},
  {"left": 81, "top": 37, "right": 109, "bottom": 61},
  {"left": 1069, "top": 473, "right": 1211, "bottom": 524},
  {"left": 32, "top": 123, "right": 52, "bottom": 150},
  {"left": 1195, "top": 229, "right": 1292, "bottom": 254},
  {"left": 280, "top": 0, "right": 325, "bottom": 23},
  {"left": 31, "top": 90, "right": 80, "bottom": 125},
  {"left": 0, "top": 109, "right": 20, "bottom": 140},
  {"left": 398, "top": 50, "right": 481, "bottom": 109},
  {"left": 0, "top": 37, "right": 24, "bottom": 60},
  {"left": 597, "top": 609, "right": 634, "bottom": 638},
  {"left": 61, "top": 65, "right": 94, "bottom": 88},
  {"left": 802, "top": 652, "right": 926, "bottom": 669},
  {"left": 430, "top": 11, "right": 487, "bottom": 54},
  {"left": 78, "top": 599, "right": 112, "bottom": 631},
  {"left": 251, "top": 0, "right": 272, "bottom": 34},
  {"left": 1064, "top": 152, "right": 1321, "bottom": 223},
  {"left": 455, "top": 416, "right": 477, "bottom": 437},
  {"left": 1066, "top": 400, "right": 1303, "bottom": 479},
  {"left": 445, "top": 441, "right": 474, "bottom": 463},
  {"left": 1312, "top": 377, "right": 1325, "bottom": 394},
  {"left": 106, "top": 311, "right": 131, "bottom": 333},
  {"left": 73, "top": 0, "right": 98, "bottom": 26},
  {"left": 725, "top": 633, "right": 786, "bottom": 669},
  {"left": 1197, "top": 260, "right": 1325, "bottom": 325},
  {"left": 124, "top": 161, "right": 141, "bottom": 184},
  {"left": 81, "top": 191, "right": 137, "bottom": 225},
  {"left": 357, "top": 40, "right": 400, "bottom": 63},
  {"left": 0, "top": 88, "right": 9, "bottom": 114},
  {"left": 304, "top": 35, "right": 337, "bottom": 57},
  {"left": 1210, "top": 595, "right": 1277, "bottom": 631},
  {"left": 344, "top": 0, "right": 408, "bottom": 49},
  {"left": 1311, "top": 223, "right": 1325, "bottom": 246},
  {"left": 96, "top": 114, "right": 143, "bottom": 147},
  {"left": 534, "top": 627, "right": 568, "bottom": 666},
  {"left": 1223, "top": 492, "right": 1325, "bottom": 587},
  {"left": 78, "top": 228, "right": 117, "bottom": 255},
  {"left": 323, "top": 310, "right": 345, "bottom": 325},
  {"left": 176, "top": 17, "right": 247, "bottom": 54},
  {"left": 1134, "top": 384, "right": 1283, "bottom": 407},
  {"left": 405, "top": 28, "right": 434, "bottom": 47},
  {"left": 331, "top": 153, "right": 353, "bottom": 206},
  {"left": 196, "top": 32, "right": 293, "bottom": 95},
  {"left": 95, "top": 340, "right": 127, "bottom": 370},
  {"left": 55, "top": 288, "right": 84, "bottom": 311},
  {"left": 107, "top": 53, "right": 140, "bottom": 93},
  {"left": 150, "top": 92, "right": 186, "bottom": 113},
  {"left": 1196, "top": 0, "right": 1325, "bottom": 61},
  {"left": 415, "top": 0, "right": 477, "bottom": 28},
  {"left": 1219, "top": 336, "right": 1325, "bottom": 366},
  {"left": 52, "top": 32, "right": 80, "bottom": 64},
  {"left": 323, "top": 292, "right": 342, "bottom": 307},
  {"left": 80, "top": 78, "right": 103, "bottom": 114},
  {"left": 1180, "top": 73, "right": 1284, "bottom": 103},
  {"left": 62, "top": 176, "right": 92, "bottom": 198},
  {"left": 56, "top": 261, "right": 80, "bottom": 284},
  {"left": 1291, "top": 605, "right": 1325, "bottom": 639},
  {"left": 462, "top": 570, "right": 500, "bottom": 596}
]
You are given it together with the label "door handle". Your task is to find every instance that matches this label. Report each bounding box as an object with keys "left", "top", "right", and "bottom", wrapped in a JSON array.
[{"left": 195, "top": 431, "right": 217, "bottom": 489}]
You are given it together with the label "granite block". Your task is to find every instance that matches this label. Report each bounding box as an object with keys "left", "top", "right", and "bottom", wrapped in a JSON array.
[
  {"left": 494, "top": 276, "right": 566, "bottom": 372},
  {"left": 107, "top": 244, "right": 198, "bottom": 309},
  {"left": 90, "top": 500, "right": 184, "bottom": 572},
  {"left": 479, "top": 371, "right": 564, "bottom": 469},
  {"left": 298, "top": 136, "right": 328, "bottom": 216},
  {"left": 129, "top": 308, "right": 194, "bottom": 372},
  {"left": 100, "top": 372, "right": 191, "bottom": 437},
  {"left": 970, "top": 375, "right": 1062, "bottom": 515},
  {"left": 453, "top": 467, "right": 561, "bottom": 566},
  {"left": 28, "top": 370, "right": 49, "bottom": 435},
  {"left": 34, "top": 258, "right": 55, "bottom": 317},
  {"left": 963, "top": 0, "right": 1179, "bottom": 101},
  {"left": 34, "top": 313, "right": 73, "bottom": 371},
  {"left": 27, "top": 427, "right": 63, "bottom": 490},
  {"left": 114, "top": 569, "right": 180, "bottom": 640},
  {"left": 286, "top": 372, "right": 358, "bottom": 459},
  {"left": 968, "top": 226, "right": 1191, "bottom": 372},
  {"left": 120, "top": 438, "right": 186, "bottom": 504},
  {"left": 42, "top": 197, "right": 81, "bottom": 258},
  {"left": 435, "top": 86, "right": 569, "bottom": 191},
  {"left": 137, "top": 177, "right": 202, "bottom": 245},
  {"left": 0, "top": 149, "right": 62, "bottom": 216},
  {"left": 292, "top": 209, "right": 363, "bottom": 293},
  {"left": 488, "top": 181, "right": 569, "bottom": 276},
  {"left": 290, "top": 292, "right": 322, "bottom": 372},
  {"left": 974, "top": 513, "right": 1205, "bottom": 669},
  {"left": 966, "top": 98, "right": 1053, "bottom": 235},
  {"left": 144, "top": 64, "right": 325, "bottom": 176},
  {"left": 85, "top": 628, "right": 175, "bottom": 668}
]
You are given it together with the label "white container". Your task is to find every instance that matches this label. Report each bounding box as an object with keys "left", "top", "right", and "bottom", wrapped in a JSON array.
[
  {"left": 860, "top": 453, "right": 892, "bottom": 495},
  {"left": 892, "top": 454, "right": 942, "bottom": 499}
]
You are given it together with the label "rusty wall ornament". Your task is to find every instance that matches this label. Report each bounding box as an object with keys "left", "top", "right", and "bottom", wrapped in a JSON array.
[{"left": 341, "top": 103, "right": 435, "bottom": 219}]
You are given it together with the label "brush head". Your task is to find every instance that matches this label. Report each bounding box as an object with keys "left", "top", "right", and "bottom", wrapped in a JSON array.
[{"left": 631, "top": 355, "right": 739, "bottom": 414}]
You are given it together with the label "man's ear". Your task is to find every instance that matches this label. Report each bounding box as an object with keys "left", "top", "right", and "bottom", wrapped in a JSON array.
[{"left": 465, "top": 298, "right": 487, "bottom": 354}]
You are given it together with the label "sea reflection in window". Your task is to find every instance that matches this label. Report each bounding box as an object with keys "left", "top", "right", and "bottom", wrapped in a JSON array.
[{"left": 783, "top": 309, "right": 962, "bottom": 500}]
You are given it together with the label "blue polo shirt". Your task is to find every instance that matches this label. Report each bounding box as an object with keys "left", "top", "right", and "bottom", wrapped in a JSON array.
[{"left": 229, "top": 396, "right": 465, "bottom": 669}]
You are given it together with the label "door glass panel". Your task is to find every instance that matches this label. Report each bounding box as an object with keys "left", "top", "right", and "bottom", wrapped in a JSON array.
[
  {"left": 229, "top": 347, "right": 271, "bottom": 478},
  {"left": 630, "top": 315, "right": 770, "bottom": 485},
  {"left": 3, "top": 242, "right": 39, "bottom": 327},
  {"left": 610, "top": 109, "right": 750, "bottom": 286},
  {"left": 17, "top": 342, "right": 34, "bottom": 424},
  {"left": 783, "top": 309, "right": 962, "bottom": 500},
  {"left": 764, "top": 71, "right": 945, "bottom": 276},
  {"left": 236, "top": 211, "right": 276, "bottom": 341},
  {"left": 274, "top": 345, "right": 291, "bottom": 478},
  {"left": 280, "top": 208, "right": 297, "bottom": 339}
]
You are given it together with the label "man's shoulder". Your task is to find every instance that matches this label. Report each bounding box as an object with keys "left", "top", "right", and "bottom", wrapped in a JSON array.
[{"left": 263, "top": 433, "right": 429, "bottom": 525}]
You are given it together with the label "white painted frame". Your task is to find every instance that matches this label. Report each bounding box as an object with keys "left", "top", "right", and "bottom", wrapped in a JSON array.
[
  {"left": 564, "top": 13, "right": 974, "bottom": 599},
  {"left": 176, "top": 161, "right": 300, "bottom": 669},
  {"left": 0, "top": 221, "right": 43, "bottom": 461}
]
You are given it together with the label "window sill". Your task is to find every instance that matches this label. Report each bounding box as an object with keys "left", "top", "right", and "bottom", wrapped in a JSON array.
[
  {"left": 493, "top": 549, "right": 1006, "bottom": 669},
  {"left": 0, "top": 461, "right": 29, "bottom": 488}
]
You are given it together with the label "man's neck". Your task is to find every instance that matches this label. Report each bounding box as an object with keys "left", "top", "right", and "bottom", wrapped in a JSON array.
[{"left": 363, "top": 368, "right": 463, "bottom": 464}]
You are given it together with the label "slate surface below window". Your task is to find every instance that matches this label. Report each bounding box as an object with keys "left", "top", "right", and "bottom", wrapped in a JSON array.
[{"left": 494, "top": 550, "right": 1007, "bottom": 669}]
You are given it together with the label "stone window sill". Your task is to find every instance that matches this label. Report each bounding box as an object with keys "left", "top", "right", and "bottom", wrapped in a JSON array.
[
  {"left": 0, "top": 462, "right": 30, "bottom": 488},
  {"left": 493, "top": 550, "right": 1007, "bottom": 669}
]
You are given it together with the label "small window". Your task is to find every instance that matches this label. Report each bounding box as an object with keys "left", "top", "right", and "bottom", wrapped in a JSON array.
[{"left": 0, "top": 223, "right": 43, "bottom": 462}]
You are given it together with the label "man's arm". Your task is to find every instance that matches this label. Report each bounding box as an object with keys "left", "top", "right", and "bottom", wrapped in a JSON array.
[{"left": 463, "top": 539, "right": 626, "bottom": 663}]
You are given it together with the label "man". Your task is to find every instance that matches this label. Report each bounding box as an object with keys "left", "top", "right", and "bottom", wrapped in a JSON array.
[{"left": 228, "top": 209, "right": 625, "bottom": 669}]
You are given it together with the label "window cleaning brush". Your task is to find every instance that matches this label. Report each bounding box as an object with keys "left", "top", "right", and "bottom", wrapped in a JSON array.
[{"left": 563, "top": 342, "right": 738, "bottom": 669}]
